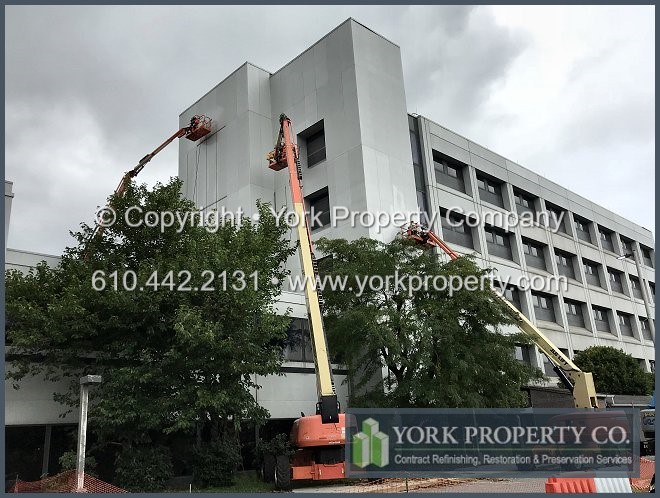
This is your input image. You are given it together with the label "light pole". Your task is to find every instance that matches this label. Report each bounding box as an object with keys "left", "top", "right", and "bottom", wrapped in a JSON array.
[
  {"left": 76, "top": 375, "right": 102, "bottom": 492},
  {"left": 618, "top": 250, "right": 655, "bottom": 343}
]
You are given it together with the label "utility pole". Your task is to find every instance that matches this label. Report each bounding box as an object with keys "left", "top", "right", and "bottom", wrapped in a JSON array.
[{"left": 76, "top": 375, "right": 102, "bottom": 492}]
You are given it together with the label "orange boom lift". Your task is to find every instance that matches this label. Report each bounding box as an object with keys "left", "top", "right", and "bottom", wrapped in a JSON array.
[
  {"left": 266, "top": 115, "right": 345, "bottom": 489},
  {"left": 403, "top": 222, "right": 598, "bottom": 410},
  {"left": 86, "top": 115, "right": 212, "bottom": 250}
]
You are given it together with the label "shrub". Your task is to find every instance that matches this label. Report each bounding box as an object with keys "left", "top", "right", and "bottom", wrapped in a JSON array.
[
  {"left": 58, "top": 450, "right": 97, "bottom": 476},
  {"left": 114, "top": 445, "right": 173, "bottom": 492},
  {"left": 193, "top": 439, "right": 241, "bottom": 488}
]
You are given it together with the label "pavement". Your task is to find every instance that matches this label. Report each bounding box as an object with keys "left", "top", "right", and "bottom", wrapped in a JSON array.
[{"left": 290, "top": 478, "right": 546, "bottom": 493}]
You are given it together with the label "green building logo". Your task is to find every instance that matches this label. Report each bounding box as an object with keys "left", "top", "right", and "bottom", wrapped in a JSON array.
[{"left": 352, "top": 418, "right": 389, "bottom": 468}]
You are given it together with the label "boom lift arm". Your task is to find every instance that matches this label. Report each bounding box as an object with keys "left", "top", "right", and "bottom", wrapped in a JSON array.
[
  {"left": 268, "top": 114, "right": 339, "bottom": 423},
  {"left": 86, "top": 115, "right": 211, "bottom": 248},
  {"left": 404, "top": 223, "right": 598, "bottom": 409}
]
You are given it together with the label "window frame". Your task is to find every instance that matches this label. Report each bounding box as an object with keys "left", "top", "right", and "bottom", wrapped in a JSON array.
[
  {"left": 301, "top": 120, "right": 327, "bottom": 168},
  {"left": 476, "top": 173, "right": 504, "bottom": 208},
  {"left": 305, "top": 187, "right": 331, "bottom": 232},
  {"left": 555, "top": 249, "right": 576, "bottom": 279},
  {"left": 574, "top": 215, "right": 593, "bottom": 243},
  {"left": 433, "top": 151, "right": 466, "bottom": 194}
]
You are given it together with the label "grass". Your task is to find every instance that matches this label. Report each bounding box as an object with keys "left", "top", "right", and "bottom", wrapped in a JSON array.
[{"left": 191, "top": 471, "right": 275, "bottom": 493}]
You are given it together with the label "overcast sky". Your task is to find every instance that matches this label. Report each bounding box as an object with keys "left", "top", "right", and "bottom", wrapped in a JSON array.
[{"left": 5, "top": 5, "right": 655, "bottom": 255}]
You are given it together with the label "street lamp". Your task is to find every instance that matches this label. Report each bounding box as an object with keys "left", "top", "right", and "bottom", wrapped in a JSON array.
[
  {"left": 76, "top": 375, "right": 102, "bottom": 492},
  {"left": 617, "top": 250, "right": 655, "bottom": 343}
]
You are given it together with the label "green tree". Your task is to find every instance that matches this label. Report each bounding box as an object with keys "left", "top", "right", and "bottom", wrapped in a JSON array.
[
  {"left": 6, "top": 178, "right": 295, "bottom": 483},
  {"left": 316, "top": 236, "right": 543, "bottom": 408},
  {"left": 574, "top": 346, "right": 654, "bottom": 395}
]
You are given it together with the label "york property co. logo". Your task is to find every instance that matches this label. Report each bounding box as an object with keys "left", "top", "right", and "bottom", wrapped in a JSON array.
[{"left": 352, "top": 418, "right": 389, "bottom": 468}]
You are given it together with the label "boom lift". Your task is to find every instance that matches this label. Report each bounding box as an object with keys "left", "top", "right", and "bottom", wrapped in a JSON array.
[
  {"left": 266, "top": 114, "right": 345, "bottom": 489},
  {"left": 86, "top": 115, "right": 212, "bottom": 249},
  {"left": 404, "top": 223, "right": 599, "bottom": 410}
]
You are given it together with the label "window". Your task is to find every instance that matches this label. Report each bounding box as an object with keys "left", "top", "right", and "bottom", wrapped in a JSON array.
[
  {"left": 574, "top": 216, "right": 592, "bottom": 243},
  {"left": 564, "top": 299, "right": 585, "bottom": 328},
  {"left": 484, "top": 226, "right": 512, "bottom": 260},
  {"left": 440, "top": 209, "right": 473, "bottom": 249},
  {"left": 593, "top": 306, "right": 611, "bottom": 333},
  {"left": 546, "top": 203, "right": 567, "bottom": 234},
  {"left": 650, "top": 360, "right": 655, "bottom": 373},
  {"left": 621, "top": 237, "right": 633, "bottom": 254},
  {"left": 522, "top": 238, "right": 546, "bottom": 270},
  {"left": 409, "top": 118, "right": 430, "bottom": 218},
  {"left": 514, "top": 189, "right": 535, "bottom": 215},
  {"left": 532, "top": 291, "right": 556, "bottom": 322},
  {"left": 476, "top": 172, "right": 504, "bottom": 208},
  {"left": 599, "top": 227, "right": 614, "bottom": 252},
  {"left": 555, "top": 250, "right": 575, "bottom": 279},
  {"left": 617, "top": 312, "right": 633, "bottom": 337},
  {"left": 500, "top": 284, "right": 521, "bottom": 310},
  {"left": 301, "top": 120, "right": 326, "bottom": 167},
  {"left": 641, "top": 246, "right": 654, "bottom": 268},
  {"left": 640, "top": 317, "right": 652, "bottom": 341},
  {"left": 305, "top": 187, "right": 330, "bottom": 231},
  {"left": 284, "top": 318, "right": 314, "bottom": 362},
  {"left": 514, "top": 344, "right": 531, "bottom": 364},
  {"left": 629, "top": 276, "right": 643, "bottom": 299},
  {"left": 608, "top": 268, "right": 624, "bottom": 294},
  {"left": 433, "top": 151, "right": 466, "bottom": 193},
  {"left": 583, "top": 259, "right": 602, "bottom": 287},
  {"left": 650, "top": 282, "right": 655, "bottom": 302}
]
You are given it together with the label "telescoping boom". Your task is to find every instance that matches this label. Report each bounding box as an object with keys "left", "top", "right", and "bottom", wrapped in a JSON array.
[
  {"left": 264, "top": 115, "right": 345, "bottom": 489},
  {"left": 267, "top": 114, "right": 339, "bottom": 423}
]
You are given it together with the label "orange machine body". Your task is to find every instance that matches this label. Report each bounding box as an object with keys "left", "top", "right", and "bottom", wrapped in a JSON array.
[{"left": 289, "top": 414, "right": 347, "bottom": 481}]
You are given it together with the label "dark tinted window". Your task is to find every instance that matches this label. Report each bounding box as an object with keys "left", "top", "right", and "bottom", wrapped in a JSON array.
[
  {"left": 485, "top": 226, "right": 512, "bottom": 260},
  {"left": 514, "top": 189, "right": 535, "bottom": 215},
  {"left": 629, "top": 276, "right": 643, "bottom": 299},
  {"left": 640, "top": 317, "right": 652, "bottom": 341},
  {"left": 433, "top": 151, "right": 466, "bottom": 194},
  {"left": 546, "top": 203, "right": 567, "bottom": 234},
  {"left": 608, "top": 268, "right": 624, "bottom": 294},
  {"left": 574, "top": 216, "right": 592, "bottom": 243},
  {"left": 522, "top": 238, "right": 546, "bottom": 270},
  {"left": 300, "top": 121, "right": 327, "bottom": 168},
  {"left": 284, "top": 318, "right": 314, "bottom": 362},
  {"left": 305, "top": 187, "right": 331, "bottom": 231},
  {"left": 599, "top": 227, "right": 614, "bottom": 252},
  {"left": 583, "top": 259, "right": 602, "bottom": 287},
  {"left": 477, "top": 173, "right": 504, "bottom": 208},
  {"left": 555, "top": 250, "right": 575, "bottom": 279},
  {"left": 593, "top": 306, "right": 611, "bottom": 333},
  {"left": 617, "top": 312, "right": 633, "bottom": 337},
  {"left": 641, "top": 246, "right": 654, "bottom": 268},
  {"left": 532, "top": 292, "right": 556, "bottom": 322},
  {"left": 440, "top": 210, "right": 473, "bottom": 249},
  {"left": 564, "top": 299, "right": 585, "bottom": 328}
]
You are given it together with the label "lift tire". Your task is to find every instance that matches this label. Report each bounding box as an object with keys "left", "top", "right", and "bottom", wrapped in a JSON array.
[
  {"left": 262, "top": 454, "right": 276, "bottom": 483},
  {"left": 274, "top": 455, "right": 292, "bottom": 490}
]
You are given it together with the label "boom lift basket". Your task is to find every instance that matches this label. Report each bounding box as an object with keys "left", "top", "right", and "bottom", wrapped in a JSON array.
[{"left": 186, "top": 115, "right": 212, "bottom": 141}]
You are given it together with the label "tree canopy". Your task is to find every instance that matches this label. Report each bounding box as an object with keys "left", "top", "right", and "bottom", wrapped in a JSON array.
[
  {"left": 573, "top": 346, "right": 654, "bottom": 395},
  {"left": 316, "top": 236, "right": 543, "bottom": 408},
  {"left": 6, "top": 178, "right": 295, "bottom": 443}
]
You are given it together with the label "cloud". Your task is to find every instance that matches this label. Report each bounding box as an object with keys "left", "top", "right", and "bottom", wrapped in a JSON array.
[{"left": 5, "top": 6, "right": 654, "bottom": 254}]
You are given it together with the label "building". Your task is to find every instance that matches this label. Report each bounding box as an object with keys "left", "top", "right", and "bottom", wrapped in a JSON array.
[
  {"left": 5, "top": 16, "right": 655, "bottom": 481},
  {"left": 178, "top": 17, "right": 655, "bottom": 386}
]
